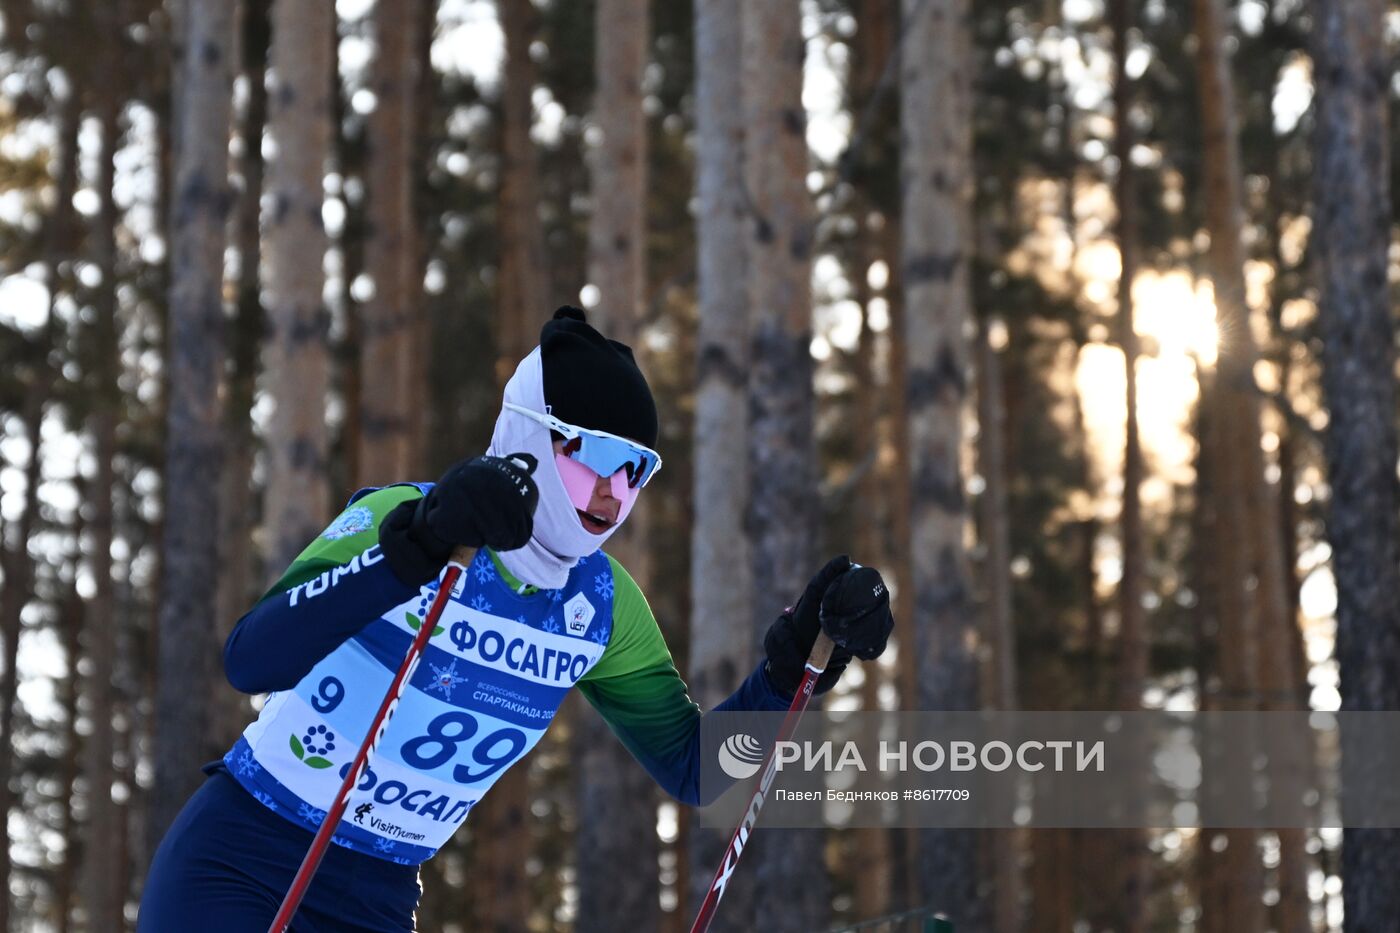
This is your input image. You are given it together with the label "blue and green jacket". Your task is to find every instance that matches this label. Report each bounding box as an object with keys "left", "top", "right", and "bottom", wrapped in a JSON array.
[{"left": 219, "top": 484, "right": 790, "bottom": 864}]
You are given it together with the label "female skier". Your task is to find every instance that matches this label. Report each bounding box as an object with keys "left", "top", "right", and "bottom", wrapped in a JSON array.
[{"left": 137, "top": 307, "right": 893, "bottom": 931}]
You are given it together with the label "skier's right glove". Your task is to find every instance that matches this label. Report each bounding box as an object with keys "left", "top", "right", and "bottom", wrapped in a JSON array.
[
  {"left": 763, "top": 555, "right": 894, "bottom": 697},
  {"left": 379, "top": 453, "right": 540, "bottom": 586}
]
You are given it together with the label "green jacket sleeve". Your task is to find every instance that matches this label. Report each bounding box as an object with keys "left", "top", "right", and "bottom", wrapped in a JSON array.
[
  {"left": 222, "top": 486, "right": 425, "bottom": 693},
  {"left": 576, "top": 556, "right": 792, "bottom": 804}
]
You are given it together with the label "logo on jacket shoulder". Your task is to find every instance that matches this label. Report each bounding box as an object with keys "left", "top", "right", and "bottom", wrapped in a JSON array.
[
  {"left": 563, "top": 593, "right": 595, "bottom": 636},
  {"left": 322, "top": 506, "right": 374, "bottom": 540}
]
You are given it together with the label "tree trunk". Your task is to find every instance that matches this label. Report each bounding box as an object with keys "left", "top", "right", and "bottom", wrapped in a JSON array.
[
  {"left": 0, "top": 83, "right": 79, "bottom": 933},
  {"left": 1311, "top": 1, "right": 1400, "bottom": 928},
  {"left": 475, "top": 772, "right": 530, "bottom": 932},
  {"left": 742, "top": 1, "right": 828, "bottom": 929},
  {"left": 1193, "top": 0, "right": 1312, "bottom": 927},
  {"left": 976, "top": 321, "right": 1022, "bottom": 933},
  {"left": 144, "top": 6, "right": 176, "bottom": 869},
  {"left": 1029, "top": 829, "right": 1075, "bottom": 932},
  {"left": 407, "top": 0, "right": 435, "bottom": 467},
  {"left": 848, "top": 5, "right": 896, "bottom": 919},
  {"left": 1257, "top": 77, "right": 1315, "bottom": 933},
  {"left": 333, "top": 20, "right": 365, "bottom": 493},
  {"left": 902, "top": 0, "right": 979, "bottom": 925},
  {"left": 152, "top": 0, "right": 235, "bottom": 846},
  {"left": 113, "top": 520, "right": 139, "bottom": 929},
  {"left": 977, "top": 326, "right": 1017, "bottom": 717},
  {"left": 357, "top": 0, "right": 421, "bottom": 483},
  {"left": 971, "top": 125, "right": 1023, "bottom": 933},
  {"left": 883, "top": 177, "right": 918, "bottom": 922},
  {"left": 1111, "top": 2, "right": 1149, "bottom": 927},
  {"left": 55, "top": 571, "right": 83, "bottom": 933},
  {"left": 1112, "top": 0, "right": 1146, "bottom": 729},
  {"left": 0, "top": 368, "right": 44, "bottom": 933},
  {"left": 585, "top": 0, "right": 647, "bottom": 336},
  {"left": 468, "top": 4, "right": 547, "bottom": 928},
  {"left": 687, "top": 0, "right": 758, "bottom": 922},
  {"left": 84, "top": 81, "right": 125, "bottom": 933},
  {"left": 494, "top": 0, "right": 548, "bottom": 391},
  {"left": 576, "top": 2, "right": 658, "bottom": 930},
  {"left": 1191, "top": 363, "right": 1222, "bottom": 933},
  {"left": 264, "top": 0, "right": 333, "bottom": 569},
  {"left": 850, "top": 184, "right": 891, "bottom": 933},
  {"left": 212, "top": 0, "right": 269, "bottom": 756}
]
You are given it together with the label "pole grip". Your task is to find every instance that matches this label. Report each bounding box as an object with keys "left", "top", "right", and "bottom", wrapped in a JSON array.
[{"left": 806, "top": 631, "right": 835, "bottom": 673}]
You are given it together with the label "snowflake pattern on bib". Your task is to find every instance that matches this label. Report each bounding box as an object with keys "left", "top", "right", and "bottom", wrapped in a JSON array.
[{"left": 298, "top": 802, "right": 328, "bottom": 826}]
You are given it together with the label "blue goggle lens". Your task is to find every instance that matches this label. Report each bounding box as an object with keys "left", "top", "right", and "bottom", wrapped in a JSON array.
[
  {"left": 566, "top": 433, "right": 660, "bottom": 488},
  {"left": 506, "top": 403, "right": 662, "bottom": 488}
]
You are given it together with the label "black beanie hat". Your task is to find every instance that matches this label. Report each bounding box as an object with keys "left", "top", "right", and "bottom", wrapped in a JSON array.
[{"left": 539, "top": 306, "right": 658, "bottom": 449}]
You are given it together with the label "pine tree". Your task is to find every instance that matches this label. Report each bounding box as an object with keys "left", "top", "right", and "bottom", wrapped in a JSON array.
[
  {"left": 151, "top": 0, "right": 236, "bottom": 845},
  {"left": 495, "top": 0, "right": 549, "bottom": 390},
  {"left": 357, "top": 0, "right": 423, "bottom": 482},
  {"left": 212, "top": 0, "right": 269, "bottom": 754},
  {"left": 902, "top": 0, "right": 980, "bottom": 924},
  {"left": 264, "top": 0, "right": 334, "bottom": 568},
  {"left": 742, "top": 0, "right": 829, "bottom": 928},
  {"left": 0, "top": 72, "right": 80, "bottom": 933},
  {"left": 687, "top": 0, "right": 757, "bottom": 921},
  {"left": 576, "top": 2, "right": 658, "bottom": 928},
  {"left": 82, "top": 44, "right": 125, "bottom": 931},
  {"left": 1111, "top": 1, "right": 1149, "bottom": 926},
  {"left": 1311, "top": 0, "right": 1400, "bottom": 927}
]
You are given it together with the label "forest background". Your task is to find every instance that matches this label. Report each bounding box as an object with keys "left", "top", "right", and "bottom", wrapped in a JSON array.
[{"left": 0, "top": 0, "right": 1395, "bottom": 930}]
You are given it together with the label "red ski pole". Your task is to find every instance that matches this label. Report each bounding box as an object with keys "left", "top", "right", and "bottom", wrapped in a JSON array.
[
  {"left": 267, "top": 547, "right": 471, "bottom": 933},
  {"left": 689, "top": 631, "right": 835, "bottom": 933}
]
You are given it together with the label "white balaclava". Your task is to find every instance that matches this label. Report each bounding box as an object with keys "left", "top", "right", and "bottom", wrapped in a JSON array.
[{"left": 487, "top": 347, "right": 626, "bottom": 589}]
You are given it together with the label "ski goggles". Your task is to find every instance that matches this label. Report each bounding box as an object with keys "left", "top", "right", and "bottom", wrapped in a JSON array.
[{"left": 503, "top": 402, "right": 663, "bottom": 489}]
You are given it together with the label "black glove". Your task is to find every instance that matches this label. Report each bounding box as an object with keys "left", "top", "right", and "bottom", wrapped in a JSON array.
[
  {"left": 379, "top": 453, "right": 540, "bottom": 586},
  {"left": 764, "top": 555, "right": 894, "bottom": 696},
  {"left": 819, "top": 563, "right": 894, "bottom": 660}
]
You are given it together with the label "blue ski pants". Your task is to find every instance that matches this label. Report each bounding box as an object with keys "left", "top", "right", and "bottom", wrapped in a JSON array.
[{"left": 137, "top": 769, "right": 421, "bottom": 932}]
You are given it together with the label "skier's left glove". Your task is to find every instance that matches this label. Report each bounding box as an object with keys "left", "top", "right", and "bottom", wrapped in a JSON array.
[
  {"left": 763, "top": 555, "right": 894, "bottom": 697},
  {"left": 379, "top": 453, "right": 540, "bottom": 586}
]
